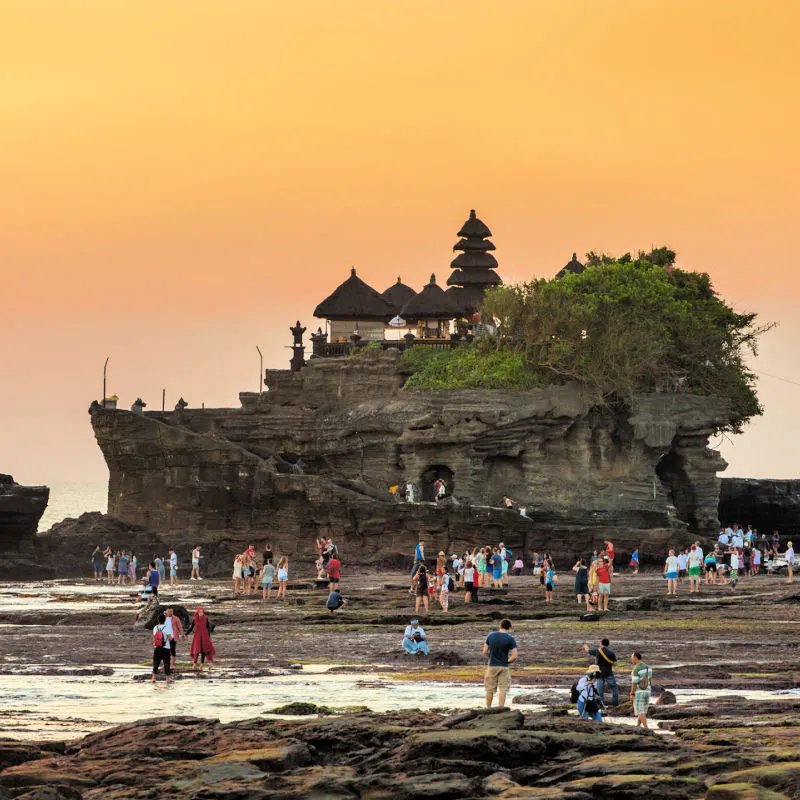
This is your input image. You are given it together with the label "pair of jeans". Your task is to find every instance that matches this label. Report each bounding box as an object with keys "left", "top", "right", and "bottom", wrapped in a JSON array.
[
  {"left": 596, "top": 674, "right": 619, "bottom": 706},
  {"left": 577, "top": 697, "right": 602, "bottom": 721}
]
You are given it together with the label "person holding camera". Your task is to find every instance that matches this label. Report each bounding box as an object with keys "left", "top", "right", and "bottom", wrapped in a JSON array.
[
  {"left": 402, "top": 619, "right": 429, "bottom": 655},
  {"left": 576, "top": 665, "right": 604, "bottom": 721}
]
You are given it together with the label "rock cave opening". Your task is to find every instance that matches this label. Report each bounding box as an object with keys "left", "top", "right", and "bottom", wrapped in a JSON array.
[
  {"left": 420, "top": 465, "right": 454, "bottom": 501},
  {"left": 656, "top": 449, "right": 697, "bottom": 527}
]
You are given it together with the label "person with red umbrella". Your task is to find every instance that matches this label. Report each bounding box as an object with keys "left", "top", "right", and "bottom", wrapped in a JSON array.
[{"left": 188, "top": 606, "right": 216, "bottom": 671}]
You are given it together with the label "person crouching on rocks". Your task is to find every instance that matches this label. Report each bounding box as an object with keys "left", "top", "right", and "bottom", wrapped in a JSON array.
[
  {"left": 402, "top": 619, "right": 429, "bottom": 655},
  {"left": 327, "top": 588, "right": 346, "bottom": 613},
  {"left": 412, "top": 565, "right": 430, "bottom": 615},
  {"left": 188, "top": 606, "right": 215, "bottom": 670}
]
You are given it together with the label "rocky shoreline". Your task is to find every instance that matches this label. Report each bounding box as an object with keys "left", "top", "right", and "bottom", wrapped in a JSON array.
[{"left": 1, "top": 569, "right": 799, "bottom": 797}]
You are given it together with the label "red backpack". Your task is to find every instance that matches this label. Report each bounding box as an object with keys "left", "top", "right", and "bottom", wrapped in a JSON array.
[{"left": 153, "top": 627, "right": 165, "bottom": 648}]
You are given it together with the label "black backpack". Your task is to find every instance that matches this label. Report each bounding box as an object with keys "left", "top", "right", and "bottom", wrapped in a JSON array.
[{"left": 570, "top": 682, "right": 580, "bottom": 703}]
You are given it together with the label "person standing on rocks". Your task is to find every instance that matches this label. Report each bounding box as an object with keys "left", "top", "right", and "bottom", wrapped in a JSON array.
[
  {"left": 582, "top": 638, "right": 619, "bottom": 707},
  {"left": 629, "top": 549, "right": 639, "bottom": 575},
  {"left": 785, "top": 541, "right": 795, "bottom": 584},
  {"left": 190, "top": 547, "right": 203, "bottom": 581},
  {"left": 188, "top": 606, "right": 215, "bottom": 670},
  {"left": 402, "top": 619, "right": 429, "bottom": 655},
  {"left": 596, "top": 557, "right": 612, "bottom": 611},
  {"left": 482, "top": 618, "right": 518, "bottom": 708},
  {"left": 276, "top": 556, "right": 289, "bottom": 601},
  {"left": 104, "top": 547, "right": 115, "bottom": 584},
  {"left": 413, "top": 565, "right": 430, "bottom": 615},
  {"left": 91, "top": 546, "right": 104, "bottom": 581},
  {"left": 572, "top": 559, "right": 589, "bottom": 608},
  {"left": 664, "top": 549, "right": 679, "bottom": 597},
  {"left": 168, "top": 549, "right": 179, "bottom": 586},
  {"left": 165, "top": 607, "right": 185, "bottom": 671},
  {"left": 463, "top": 560, "right": 475, "bottom": 604},
  {"left": 325, "top": 551, "right": 341, "bottom": 591},
  {"left": 687, "top": 544, "right": 703, "bottom": 593},
  {"left": 411, "top": 540, "right": 425, "bottom": 585},
  {"left": 151, "top": 613, "right": 173, "bottom": 684},
  {"left": 729, "top": 549, "right": 740, "bottom": 591},
  {"left": 261, "top": 558, "right": 276, "bottom": 600},
  {"left": 629, "top": 651, "right": 653, "bottom": 728}
]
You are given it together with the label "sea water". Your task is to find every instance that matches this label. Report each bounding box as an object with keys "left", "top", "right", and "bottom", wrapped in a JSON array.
[{"left": 37, "top": 483, "right": 107, "bottom": 532}]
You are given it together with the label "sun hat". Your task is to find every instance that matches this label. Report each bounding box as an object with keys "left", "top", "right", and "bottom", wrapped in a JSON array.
[{"left": 587, "top": 665, "right": 601, "bottom": 676}]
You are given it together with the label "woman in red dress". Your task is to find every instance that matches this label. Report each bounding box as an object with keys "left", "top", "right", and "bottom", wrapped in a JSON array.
[{"left": 188, "top": 606, "right": 215, "bottom": 670}]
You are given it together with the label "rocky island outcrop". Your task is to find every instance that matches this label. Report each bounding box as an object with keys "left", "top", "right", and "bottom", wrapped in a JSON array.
[
  {"left": 0, "top": 474, "right": 49, "bottom": 578},
  {"left": 87, "top": 350, "right": 732, "bottom": 573}
]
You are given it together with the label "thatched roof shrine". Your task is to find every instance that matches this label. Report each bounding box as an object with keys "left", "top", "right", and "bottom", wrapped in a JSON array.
[
  {"left": 314, "top": 267, "right": 394, "bottom": 321},
  {"left": 555, "top": 253, "right": 585, "bottom": 279},
  {"left": 400, "top": 274, "right": 461, "bottom": 320},
  {"left": 445, "top": 209, "right": 502, "bottom": 315},
  {"left": 380, "top": 277, "right": 417, "bottom": 315}
]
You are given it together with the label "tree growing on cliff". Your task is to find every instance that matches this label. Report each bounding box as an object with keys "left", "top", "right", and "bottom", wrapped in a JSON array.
[{"left": 406, "top": 249, "right": 773, "bottom": 433}]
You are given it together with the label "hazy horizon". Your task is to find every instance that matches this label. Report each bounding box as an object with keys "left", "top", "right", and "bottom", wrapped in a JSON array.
[{"left": 3, "top": 1, "right": 799, "bottom": 485}]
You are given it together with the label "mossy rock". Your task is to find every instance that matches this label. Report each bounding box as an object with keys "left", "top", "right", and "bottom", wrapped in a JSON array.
[
  {"left": 705, "top": 783, "right": 792, "bottom": 800},
  {"left": 723, "top": 763, "right": 800, "bottom": 796}
]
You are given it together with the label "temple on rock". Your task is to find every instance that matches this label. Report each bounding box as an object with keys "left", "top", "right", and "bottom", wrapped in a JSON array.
[
  {"left": 310, "top": 209, "right": 512, "bottom": 357},
  {"left": 445, "top": 209, "right": 502, "bottom": 316}
]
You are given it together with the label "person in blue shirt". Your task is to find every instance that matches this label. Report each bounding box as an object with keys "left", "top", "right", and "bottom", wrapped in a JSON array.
[
  {"left": 482, "top": 618, "right": 519, "bottom": 707},
  {"left": 402, "top": 619, "right": 429, "bottom": 655},
  {"left": 411, "top": 540, "right": 425, "bottom": 581},
  {"left": 154, "top": 555, "right": 166, "bottom": 583},
  {"left": 629, "top": 549, "right": 639, "bottom": 575}
]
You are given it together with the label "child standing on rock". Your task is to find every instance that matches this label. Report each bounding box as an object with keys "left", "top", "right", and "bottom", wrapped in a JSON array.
[{"left": 276, "top": 556, "right": 289, "bottom": 600}]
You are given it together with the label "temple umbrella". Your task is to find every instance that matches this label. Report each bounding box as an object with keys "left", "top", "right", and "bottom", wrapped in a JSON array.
[{"left": 389, "top": 315, "right": 406, "bottom": 327}]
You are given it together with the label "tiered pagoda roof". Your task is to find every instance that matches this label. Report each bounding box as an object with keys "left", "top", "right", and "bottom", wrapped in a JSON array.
[
  {"left": 555, "top": 253, "right": 585, "bottom": 279},
  {"left": 380, "top": 277, "right": 417, "bottom": 316},
  {"left": 446, "top": 210, "right": 501, "bottom": 315},
  {"left": 400, "top": 274, "right": 461, "bottom": 320},
  {"left": 314, "top": 267, "right": 394, "bottom": 321}
]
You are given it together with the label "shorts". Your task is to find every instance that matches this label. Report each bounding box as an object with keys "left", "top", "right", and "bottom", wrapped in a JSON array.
[
  {"left": 598, "top": 582, "right": 611, "bottom": 595},
  {"left": 261, "top": 578, "right": 274, "bottom": 588},
  {"left": 492, "top": 571, "right": 502, "bottom": 581},
  {"left": 328, "top": 577, "right": 339, "bottom": 585},
  {"left": 633, "top": 689, "right": 650, "bottom": 715},
  {"left": 484, "top": 666, "right": 511, "bottom": 694},
  {"left": 705, "top": 563, "right": 717, "bottom": 572},
  {"left": 192, "top": 559, "right": 199, "bottom": 568},
  {"left": 678, "top": 569, "right": 687, "bottom": 578},
  {"left": 545, "top": 582, "right": 554, "bottom": 592},
  {"left": 688, "top": 566, "right": 701, "bottom": 577},
  {"left": 464, "top": 582, "right": 473, "bottom": 592},
  {"left": 170, "top": 568, "right": 177, "bottom": 576},
  {"left": 665, "top": 571, "right": 678, "bottom": 580}
]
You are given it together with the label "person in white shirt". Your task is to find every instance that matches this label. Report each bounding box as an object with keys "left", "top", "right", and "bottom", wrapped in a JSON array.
[
  {"left": 729, "top": 550, "right": 740, "bottom": 591},
  {"left": 169, "top": 549, "right": 179, "bottom": 586},
  {"left": 677, "top": 550, "right": 688, "bottom": 584},
  {"left": 718, "top": 529, "right": 730, "bottom": 546},
  {"left": 686, "top": 544, "right": 703, "bottom": 593},
  {"left": 694, "top": 541, "right": 704, "bottom": 560},
  {"left": 191, "top": 546, "right": 203, "bottom": 581},
  {"left": 785, "top": 541, "right": 795, "bottom": 584},
  {"left": 664, "top": 549, "right": 680, "bottom": 597}
]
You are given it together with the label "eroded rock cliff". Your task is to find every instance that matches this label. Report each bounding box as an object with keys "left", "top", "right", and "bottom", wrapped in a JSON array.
[
  {"left": 86, "top": 351, "right": 732, "bottom": 572},
  {"left": 0, "top": 474, "right": 48, "bottom": 552}
]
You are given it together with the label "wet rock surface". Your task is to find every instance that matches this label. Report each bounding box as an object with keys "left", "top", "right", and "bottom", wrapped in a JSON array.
[
  {"left": 1, "top": 570, "right": 799, "bottom": 797},
  {"left": 1, "top": 707, "right": 799, "bottom": 799}
]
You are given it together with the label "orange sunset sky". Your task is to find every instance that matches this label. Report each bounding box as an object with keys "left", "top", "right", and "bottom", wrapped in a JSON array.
[{"left": 2, "top": 0, "right": 799, "bottom": 486}]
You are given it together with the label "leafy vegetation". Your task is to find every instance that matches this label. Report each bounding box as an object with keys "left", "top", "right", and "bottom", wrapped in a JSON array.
[{"left": 402, "top": 248, "right": 773, "bottom": 432}]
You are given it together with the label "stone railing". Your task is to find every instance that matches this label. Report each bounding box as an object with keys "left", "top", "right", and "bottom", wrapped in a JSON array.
[{"left": 310, "top": 332, "right": 474, "bottom": 359}]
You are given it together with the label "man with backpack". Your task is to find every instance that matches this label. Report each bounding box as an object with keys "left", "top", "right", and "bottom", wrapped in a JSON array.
[
  {"left": 574, "top": 665, "right": 604, "bottom": 720},
  {"left": 630, "top": 651, "right": 653, "bottom": 728},
  {"left": 582, "top": 638, "right": 619, "bottom": 707},
  {"left": 152, "top": 613, "right": 174, "bottom": 683}
]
